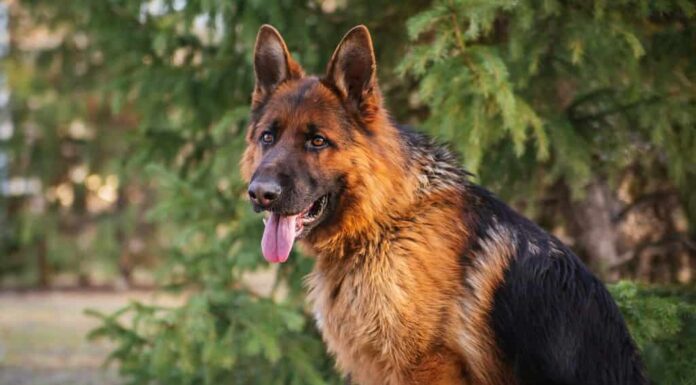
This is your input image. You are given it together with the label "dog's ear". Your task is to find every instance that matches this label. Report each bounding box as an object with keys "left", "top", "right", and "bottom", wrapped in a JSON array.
[
  {"left": 252, "top": 25, "right": 304, "bottom": 108},
  {"left": 326, "top": 25, "right": 381, "bottom": 117}
]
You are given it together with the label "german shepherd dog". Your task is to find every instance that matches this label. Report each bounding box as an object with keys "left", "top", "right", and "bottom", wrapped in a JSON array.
[{"left": 241, "top": 25, "right": 647, "bottom": 385}]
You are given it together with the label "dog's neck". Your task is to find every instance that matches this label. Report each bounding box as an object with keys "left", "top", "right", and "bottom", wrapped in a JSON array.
[
  {"left": 306, "top": 126, "right": 469, "bottom": 263},
  {"left": 403, "top": 132, "right": 470, "bottom": 196}
]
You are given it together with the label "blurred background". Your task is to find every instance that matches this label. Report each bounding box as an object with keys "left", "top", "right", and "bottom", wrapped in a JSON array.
[{"left": 0, "top": 0, "right": 694, "bottom": 384}]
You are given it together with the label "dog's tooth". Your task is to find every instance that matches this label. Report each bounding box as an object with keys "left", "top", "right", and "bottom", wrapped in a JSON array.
[{"left": 262, "top": 217, "right": 267, "bottom": 225}]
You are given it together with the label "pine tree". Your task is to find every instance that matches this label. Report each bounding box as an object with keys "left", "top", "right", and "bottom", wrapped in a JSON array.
[
  {"left": 3, "top": 1, "right": 695, "bottom": 384},
  {"left": 1, "top": 1, "right": 152, "bottom": 287},
  {"left": 400, "top": 0, "right": 696, "bottom": 281}
]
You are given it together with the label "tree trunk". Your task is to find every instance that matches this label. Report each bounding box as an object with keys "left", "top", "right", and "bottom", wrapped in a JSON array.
[
  {"left": 36, "top": 237, "right": 49, "bottom": 288},
  {"left": 571, "top": 181, "right": 623, "bottom": 281}
]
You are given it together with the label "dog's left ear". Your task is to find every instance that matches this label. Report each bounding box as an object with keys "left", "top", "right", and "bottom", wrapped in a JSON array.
[{"left": 326, "top": 25, "right": 381, "bottom": 117}]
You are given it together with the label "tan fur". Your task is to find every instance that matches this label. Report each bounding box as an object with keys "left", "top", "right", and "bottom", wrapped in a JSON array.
[
  {"left": 305, "top": 191, "right": 467, "bottom": 385},
  {"left": 449, "top": 222, "right": 517, "bottom": 385},
  {"left": 241, "top": 25, "right": 518, "bottom": 385},
  {"left": 304, "top": 159, "right": 516, "bottom": 384}
]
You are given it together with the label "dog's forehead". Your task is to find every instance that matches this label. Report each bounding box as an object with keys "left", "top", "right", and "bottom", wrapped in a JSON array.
[{"left": 268, "top": 77, "right": 342, "bottom": 120}]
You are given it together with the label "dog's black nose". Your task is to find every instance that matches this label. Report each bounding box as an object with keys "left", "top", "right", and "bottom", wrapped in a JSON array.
[{"left": 248, "top": 179, "right": 281, "bottom": 208}]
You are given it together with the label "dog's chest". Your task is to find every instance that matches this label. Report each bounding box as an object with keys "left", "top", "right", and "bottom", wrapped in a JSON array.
[
  {"left": 307, "top": 266, "right": 403, "bottom": 349},
  {"left": 306, "top": 264, "right": 418, "bottom": 383}
]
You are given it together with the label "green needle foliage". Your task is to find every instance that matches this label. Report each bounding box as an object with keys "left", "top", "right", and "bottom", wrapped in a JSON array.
[
  {"left": 3, "top": 0, "right": 695, "bottom": 384},
  {"left": 610, "top": 282, "right": 696, "bottom": 385},
  {"left": 400, "top": 0, "right": 696, "bottom": 220}
]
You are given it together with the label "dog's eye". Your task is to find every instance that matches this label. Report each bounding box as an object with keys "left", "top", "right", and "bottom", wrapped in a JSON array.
[
  {"left": 260, "top": 131, "right": 274, "bottom": 145},
  {"left": 309, "top": 135, "right": 328, "bottom": 148}
]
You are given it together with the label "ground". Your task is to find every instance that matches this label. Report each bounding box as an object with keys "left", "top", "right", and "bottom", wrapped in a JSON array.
[{"left": 0, "top": 290, "right": 179, "bottom": 385}]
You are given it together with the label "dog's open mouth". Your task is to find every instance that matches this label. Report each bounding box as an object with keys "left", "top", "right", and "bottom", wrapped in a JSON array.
[
  {"left": 261, "top": 194, "right": 329, "bottom": 263},
  {"left": 299, "top": 194, "right": 329, "bottom": 229}
]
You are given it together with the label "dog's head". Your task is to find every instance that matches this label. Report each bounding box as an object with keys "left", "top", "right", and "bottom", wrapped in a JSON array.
[{"left": 240, "top": 25, "right": 405, "bottom": 263}]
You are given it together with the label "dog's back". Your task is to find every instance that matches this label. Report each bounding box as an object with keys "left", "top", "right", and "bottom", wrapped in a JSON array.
[{"left": 466, "top": 183, "right": 647, "bottom": 384}]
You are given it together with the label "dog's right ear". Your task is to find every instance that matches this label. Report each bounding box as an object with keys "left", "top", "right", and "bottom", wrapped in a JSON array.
[{"left": 252, "top": 25, "right": 304, "bottom": 108}]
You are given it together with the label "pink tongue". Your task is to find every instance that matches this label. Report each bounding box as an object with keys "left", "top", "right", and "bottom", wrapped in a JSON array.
[{"left": 261, "top": 213, "right": 298, "bottom": 263}]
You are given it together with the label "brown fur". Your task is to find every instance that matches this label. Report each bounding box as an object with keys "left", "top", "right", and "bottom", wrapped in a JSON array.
[{"left": 241, "top": 25, "right": 516, "bottom": 385}]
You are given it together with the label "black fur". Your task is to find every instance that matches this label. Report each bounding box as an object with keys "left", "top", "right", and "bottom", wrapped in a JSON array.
[{"left": 465, "top": 185, "right": 648, "bottom": 385}]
